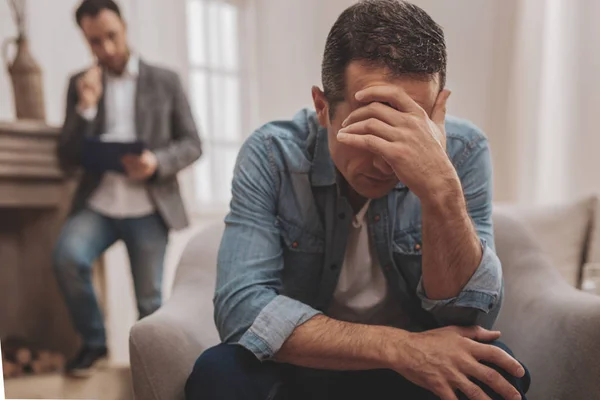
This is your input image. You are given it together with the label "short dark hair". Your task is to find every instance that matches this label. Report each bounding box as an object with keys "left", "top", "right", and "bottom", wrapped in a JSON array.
[
  {"left": 75, "top": 0, "right": 122, "bottom": 27},
  {"left": 322, "top": 0, "right": 446, "bottom": 112}
]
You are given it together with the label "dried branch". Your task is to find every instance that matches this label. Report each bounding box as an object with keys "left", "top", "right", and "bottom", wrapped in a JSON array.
[
  {"left": 6, "top": 0, "right": 26, "bottom": 36},
  {"left": 18, "top": 0, "right": 26, "bottom": 34}
]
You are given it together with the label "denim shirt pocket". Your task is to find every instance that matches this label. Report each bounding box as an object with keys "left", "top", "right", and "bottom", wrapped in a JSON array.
[
  {"left": 276, "top": 217, "right": 325, "bottom": 304},
  {"left": 392, "top": 224, "right": 424, "bottom": 291},
  {"left": 277, "top": 217, "right": 325, "bottom": 253},
  {"left": 392, "top": 224, "right": 423, "bottom": 256}
]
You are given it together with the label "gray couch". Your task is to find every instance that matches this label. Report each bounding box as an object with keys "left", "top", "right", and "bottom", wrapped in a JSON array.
[{"left": 130, "top": 211, "right": 600, "bottom": 400}]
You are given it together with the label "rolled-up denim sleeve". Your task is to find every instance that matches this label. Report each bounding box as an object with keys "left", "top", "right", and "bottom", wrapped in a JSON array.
[
  {"left": 417, "top": 135, "right": 503, "bottom": 328},
  {"left": 213, "top": 132, "right": 321, "bottom": 360}
]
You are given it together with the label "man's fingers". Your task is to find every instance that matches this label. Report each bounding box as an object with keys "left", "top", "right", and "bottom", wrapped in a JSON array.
[
  {"left": 467, "top": 363, "right": 521, "bottom": 400},
  {"left": 456, "top": 378, "right": 491, "bottom": 400},
  {"left": 121, "top": 157, "right": 141, "bottom": 172},
  {"left": 355, "top": 85, "right": 424, "bottom": 115},
  {"left": 469, "top": 326, "right": 502, "bottom": 342},
  {"left": 336, "top": 131, "right": 393, "bottom": 158},
  {"left": 341, "top": 101, "right": 410, "bottom": 128},
  {"left": 473, "top": 343, "right": 525, "bottom": 379},
  {"left": 121, "top": 156, "right": 134, "bottom": 165},
  {"left": 437, "top": 386, "right": 459, "bottom": 400},
  {"left": 453, "top": 326, "right": 501, "bottom": 342},
  {"left": 87, "top": 65, "right": 102, "bottom": 81},
  {"left": 122, "top": 154, "right": 142, "bottom": 163},
  {"left": 431, "top": 89, "right": 451, "bottom": 127},
  {"left": 338, "top": 118, "right": 397, "bottom": 141},
  {"left": 81, "top": 66, "right": 102, "bottom": 91}
]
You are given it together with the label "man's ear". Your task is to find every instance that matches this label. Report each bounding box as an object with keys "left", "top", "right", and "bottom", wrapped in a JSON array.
[{"left": 311, "top": 86, "right": 329, "bottom": 128}]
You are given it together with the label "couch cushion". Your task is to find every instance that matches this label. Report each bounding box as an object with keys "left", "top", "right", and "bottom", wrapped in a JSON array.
[{"left": 494, "top": 196, "right": 597, "bottom": 287}]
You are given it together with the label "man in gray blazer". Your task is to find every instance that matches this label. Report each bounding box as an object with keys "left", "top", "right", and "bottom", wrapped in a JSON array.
[{"left": 54, "top": 0, "right": 201, "bottom": 376}]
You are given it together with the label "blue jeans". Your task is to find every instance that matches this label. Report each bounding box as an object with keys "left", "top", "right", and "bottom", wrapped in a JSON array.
[
  {"left": 53, "top": 208, "right": 168, "bottom": 348},
  {"left": 185, "top": 342, "right": 531, "bottom": 400}
]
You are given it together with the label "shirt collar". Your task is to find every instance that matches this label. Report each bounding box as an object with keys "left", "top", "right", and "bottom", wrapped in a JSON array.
[
  {"left": 106, "top": 54, "right": 140, "bottom": 78},
  {"left": 309, "top": 116, "right": 337, "bottom": 187},
  {"left": 354, "top": 199, "right": 371, "bottom": 222}
]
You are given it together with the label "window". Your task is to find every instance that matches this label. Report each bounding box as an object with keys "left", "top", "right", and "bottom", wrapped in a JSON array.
[{"left": 186, "top": 0, "right": 256, "bottom": 210}]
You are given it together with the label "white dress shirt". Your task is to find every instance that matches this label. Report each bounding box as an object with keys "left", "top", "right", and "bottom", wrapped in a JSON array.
[{"left": 80, "top": 56, "right": 156, "bottom": 218}]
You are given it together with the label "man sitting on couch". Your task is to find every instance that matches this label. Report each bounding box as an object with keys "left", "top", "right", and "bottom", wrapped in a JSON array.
[{"left": 185, "top": 1, "right": 531, "bottom": 399}]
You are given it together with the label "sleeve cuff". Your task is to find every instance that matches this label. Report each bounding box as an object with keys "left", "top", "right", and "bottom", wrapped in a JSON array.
[
  {"left": 237, "top": 295, "right": 322, "bottom": 360},
  {"left": 77, "top": 105, "right": 98, "bottom": 121},
  {"left": 417, "top": 239, "right": 503, "bottom": 314}
]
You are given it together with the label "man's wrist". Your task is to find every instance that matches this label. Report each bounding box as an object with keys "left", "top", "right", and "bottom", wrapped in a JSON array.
[
  {"left": 76, "top": 103, "right": 98, "bottom": 121},
  {"left": 419, "top": 175, "right": 464, "bottom": 215},
  {"left": 373, "top": 326, "right": 412, "bottom": 370}
]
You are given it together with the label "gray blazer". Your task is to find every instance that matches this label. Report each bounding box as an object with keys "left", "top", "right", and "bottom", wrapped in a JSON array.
[{"left": 58, "top": 60, "right": 202, "bottom": 231}]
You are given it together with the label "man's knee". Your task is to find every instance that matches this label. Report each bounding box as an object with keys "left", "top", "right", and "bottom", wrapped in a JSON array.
[
  {"left": 185, "top": 344, "right": 281, "bottom": 400},
  {"left": 475, "top": 340, "right": 531, "bottom": 399},
  {"left": 187, "top": 344, "right": 251, "bottom": 387},
  {"left": 52, "top": 238, "right": 87, "bottom": 280}
]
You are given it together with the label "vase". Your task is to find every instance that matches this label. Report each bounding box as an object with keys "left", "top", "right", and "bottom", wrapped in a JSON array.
[{"left": 2, "top": 35, "right": 46, "bottom": 121}]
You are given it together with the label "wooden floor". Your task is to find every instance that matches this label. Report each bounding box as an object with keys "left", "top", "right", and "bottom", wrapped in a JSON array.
[{"left": 4, "top": 366, "right": 133, "bottom": 400}]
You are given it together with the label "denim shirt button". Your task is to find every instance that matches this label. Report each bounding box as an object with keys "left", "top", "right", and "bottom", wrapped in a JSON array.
[
  {"left": 292, "top": 241, "right": 299, "bottom": 248},
  {"left": 415, "top": 243, "right": 421, "bottom": 250}
]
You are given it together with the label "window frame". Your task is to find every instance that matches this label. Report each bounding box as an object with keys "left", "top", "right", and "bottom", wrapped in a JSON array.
[{"left": 185, "top": 0, "right": 258, "bottom": 216}]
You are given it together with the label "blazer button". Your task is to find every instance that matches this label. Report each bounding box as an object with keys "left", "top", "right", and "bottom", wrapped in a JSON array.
[
  {"left": 338, "top": 212, "right": 346, "bottom": 220},
  {"left": 374, "top": 214, "right": 381, "bottom": 222},
  {"left": 292, "top": 241, "right": 299, "bottom": 248},
  {"left": 330, "top": 263, "right": 338, "bottom": 270}
]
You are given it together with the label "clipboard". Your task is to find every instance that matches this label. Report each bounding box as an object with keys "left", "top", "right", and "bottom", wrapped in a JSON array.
[{"left": 82, "top": 137, "right": 145, "bottom": 174}]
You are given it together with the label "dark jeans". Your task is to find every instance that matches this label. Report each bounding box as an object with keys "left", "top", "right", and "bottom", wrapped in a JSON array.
[
  {"left": 53, "top": 208, "right": 168, "bottom": 348},
  {"left": 185, "top": 342, "right": 530, "bottom": 400}
]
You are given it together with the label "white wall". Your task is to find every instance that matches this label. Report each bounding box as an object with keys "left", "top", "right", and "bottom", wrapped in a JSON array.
[
  {"left": 253, "top": 0, "right": 355, "bottom": 124},
  {"left": 571, "top": 0, "right": 600, "bottom": 200}
]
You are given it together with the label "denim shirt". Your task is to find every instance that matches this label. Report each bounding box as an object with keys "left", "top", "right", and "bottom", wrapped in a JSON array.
[{"left": 214, "top": 109, "right": 503, "bottom": 361}]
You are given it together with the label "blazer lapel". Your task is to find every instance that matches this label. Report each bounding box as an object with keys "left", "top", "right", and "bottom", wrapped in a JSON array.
[
  {"left": 93, "top": 71, "right": 108, "bottom": 136},
  {"left": 135, "top": 60, "right": 153, "bottom": 142}
]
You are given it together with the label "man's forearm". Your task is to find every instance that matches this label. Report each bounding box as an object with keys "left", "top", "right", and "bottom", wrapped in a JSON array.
[
  {"left": 421, "top": 182, "right": 483, "bottom": 300},
  {"left": 275, "top": 314, "right": 405, "bottom": 371},
  {"left": 154, "top": 136, "right": 202, "bottom": 179},
  {"left": 58, "top": 114, "right": 91, "bottom": 170}
]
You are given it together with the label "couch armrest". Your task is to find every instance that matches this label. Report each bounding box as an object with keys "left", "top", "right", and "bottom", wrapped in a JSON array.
[
  {"left": 130, "top": 222, "right": 224, "bottom": 400},
  {"left": 494, "top": 211, "right": 600, "bottom": 400}
]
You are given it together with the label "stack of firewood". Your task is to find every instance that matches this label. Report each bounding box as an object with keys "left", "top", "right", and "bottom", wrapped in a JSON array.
[{"left": 1, "top": 337, "right": 66, "bottom": 379}]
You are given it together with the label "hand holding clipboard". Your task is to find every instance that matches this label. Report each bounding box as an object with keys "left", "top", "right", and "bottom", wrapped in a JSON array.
[{"left": 82, "top": 137, "right": 146, "bottom": 174}]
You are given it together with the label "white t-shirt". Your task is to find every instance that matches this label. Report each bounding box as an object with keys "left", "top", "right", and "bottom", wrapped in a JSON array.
[{"left": 328, "top": 200, "right": 405, "bottom": 325}]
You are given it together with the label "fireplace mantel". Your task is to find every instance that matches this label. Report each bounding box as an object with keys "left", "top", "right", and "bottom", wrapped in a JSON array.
[{"left": 0, "top": 120, "right": 69, "bottom": 208}]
